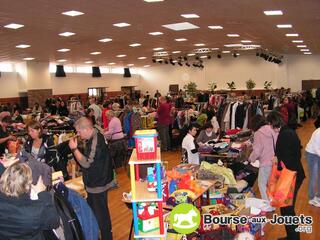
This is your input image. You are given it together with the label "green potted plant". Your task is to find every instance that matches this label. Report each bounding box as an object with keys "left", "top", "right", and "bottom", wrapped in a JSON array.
[
  {"left": 226, "top": 81, "right": 236, "bottom": 91},
  {"left": 208, "top": 81, "right": 217, "bottom": 93},
  {"left": 246, "top": 78, "right": 256, "bottom": 91},
  {"left": 183, "top": 81, "right": 198, "bottom": 97},
  {"left": 264, "top": 81, "right": 272, "bottom": 90}
]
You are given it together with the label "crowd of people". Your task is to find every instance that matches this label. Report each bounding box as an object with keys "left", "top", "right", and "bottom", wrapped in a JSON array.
[{"left": 0, "top": 87, "right": 319, "bottom": 240}]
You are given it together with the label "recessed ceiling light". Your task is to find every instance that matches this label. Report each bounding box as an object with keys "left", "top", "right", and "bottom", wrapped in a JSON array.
[
  {"left": 59, "top": 32, "right": 75, "bottom": 37},
  {"left": 292, "top": 40, "right": 304, "bottom": 43},
  {"left": 208, "top": 25, "right": 223, "bottom": 30},
  {"left": 277, "top": 24, "right": 292, "bottom": 28},
  {"left": 90, "top": 52, "right": 101, "bottom": 55},
  {"left": 99, "top": 38, "right": 113, "bottom": 43},
  {"left": 175, "top": 38, "right": 187, "bottom": 42},
  {"left": 85, "top": 61, "right": 93, "bottom": 64},
  {"left": 144, "top": 65, "right": 151, "bottom": 67},
  {"left": 300, "top": 49, "right": 310, "bottom": 52},
  {"left": 200, "top": 56, "right": 207, "bottom": 59},
  {"left": 138, "top": 57, "right": 147, "bottom": 60},
  {"left": 149, "top": 32, "right": 163, "bottom": 36},
  {"left": 227, "top": 34, "right": 240, "bottom": 37},
  {"left": 194, "top": 43, "right": 205, "bottom": 47},
  {"left": 286, "top": 33, "right": 299, "bottom": 37},
  {"left": 144, "top": 0, "right": 164, "bottom": 2},
  {"left": 57, "top": 48, "right": 70, "bottom": 52},
  {"left": 108, "top": 62, "right": 116, "bottom": 65},
  {"left": 62, "top": 10, "right": 84, "bottom": 17},
  {"left": 153, "top": 47, "right": 164, "bottom": 51},
  {"left": 264, "top": 10, "right": 283, "bottom": 16},
  {"left": 16, "top": 44, "right": 31, "bottom": 48},
  {"left": 224, "top": 44, "right": 243, "bottom": 48},
  {"left": 211, "top": 48, "right": 219, "bottom": 50},
  {"left": 304, "top": 52, "right": 312, "bottom": 55},
  {"left": 162, "top": 22, "right": 199, "bottom": 31},
  {"left": 4, "top": 23, "right": 24, "bottom": 29},
  {"left": 187, "top": 53, "right": 195, "bottom": 56},
  {"left": 172, "top": 51, "right": 181, "bottom": 54},
  {"left": 181, "top": 14, "right": 200, "bottom": 19},
  {"left": 113, "top": 22, "right": 131, "bottom": 28},
  {"left": 57, "top": 59, "right": 67, "bottom": 62},
  {"left": 127, "top": 64, "right": 134, "bottom": 67},
  {"left": 297, "top": 45, "right": 307, "bottom": 48},
  {"left": 116, "top": 54, "right": 126, "bottom": 58},
  {"left": 222, "top": 50, "right": 231, "bottom": 53},
  {"left": 23, "top": 57, "right": 35, "bottom": 61},
  {"left": 241, "top": 40, "right": 252, "bottom": 43},
  {"left": 129, "top": 43, "right": 141, "bottom": 47}
]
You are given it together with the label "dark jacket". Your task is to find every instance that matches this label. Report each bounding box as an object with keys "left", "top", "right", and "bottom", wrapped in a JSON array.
[
  {"left": 21, "top": 134, "right": 57, "bottom": 167},
  {"left": 58, "top": 106, "right": 69, "bottom": 117},
  {"left": 275, "top": 126, "right": 306, "bottom": 184},
  {"left": 79, "top": 129, "right": 113, "bottom": 192},
  {"left": 0, "top": 191, "right": 59, "bottom": 240}
]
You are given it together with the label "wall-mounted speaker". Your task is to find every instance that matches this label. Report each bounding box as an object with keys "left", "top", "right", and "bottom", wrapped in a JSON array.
[
  {"left": 92, "top": 66, "right": 101, "bottom": 77},
  {"left": 55, "top": 65, "right": 66, "bottom": 77},
  {"left": 123, "top": 68, "right": 131, "bottom": 78}
]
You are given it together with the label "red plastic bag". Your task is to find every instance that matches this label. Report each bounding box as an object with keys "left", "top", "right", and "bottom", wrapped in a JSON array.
[{"left": 267, "top": 160, "right": 296, "bottom": 207}]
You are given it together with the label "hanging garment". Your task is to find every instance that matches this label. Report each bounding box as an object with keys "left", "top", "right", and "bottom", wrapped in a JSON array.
[{"left": 235, "top": 103, "right": 246, "bottom": 129}]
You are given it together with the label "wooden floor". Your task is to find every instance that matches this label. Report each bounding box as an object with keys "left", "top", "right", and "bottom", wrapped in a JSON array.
[{"left": 108, "top": 119, "right": 320, "bottom": 240}]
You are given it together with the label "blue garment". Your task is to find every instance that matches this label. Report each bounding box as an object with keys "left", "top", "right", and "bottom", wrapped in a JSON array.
[
  {"left": 305, "top": 151, "right": 320, "bottom": 200},
  {"left": 68, "top": 189, "right": 99, "bottom": 240},
  {"left": 124, "top": 112, "right": 135, "bottom": 147}
]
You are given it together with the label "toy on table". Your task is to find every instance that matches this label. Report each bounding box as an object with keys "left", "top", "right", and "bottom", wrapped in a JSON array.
[
  {"left": 133, "top": 130, "right": 158, "bottom": 159},
  {"left": 147, "top": 167, "right": 157, "bottom": 191},
  {"left": 137, "top": 202, "right": 160, "bottom": 233}
]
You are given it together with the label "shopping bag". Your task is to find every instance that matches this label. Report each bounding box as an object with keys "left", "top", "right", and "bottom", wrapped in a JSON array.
[{"left": 267, "top": 161, "right": 296, "bottom": 207}]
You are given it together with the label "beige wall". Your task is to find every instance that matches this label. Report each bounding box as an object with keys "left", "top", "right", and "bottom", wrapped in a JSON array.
[
  {"left": 26, "top": 61, "right": 51, "bottom": 90},
  {"left": 1, "top": 55, "right": 320, "bottom": 98},
  {"left": 51, "top": 73, "right": 141, "bottom": 95},
  {"left": 139, "top": 55, "right": 286, "bottom": 96},
  {"left": 286, "top": 55, "right": 320, "bottom": 91},
  {"left": 0, "top": 72, "right": 20, "bottom": 98}
]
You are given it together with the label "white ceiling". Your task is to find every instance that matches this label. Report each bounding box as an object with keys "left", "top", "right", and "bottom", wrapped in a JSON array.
[{"left": 0, "top": 0, "right": 319, "bottom": 67}]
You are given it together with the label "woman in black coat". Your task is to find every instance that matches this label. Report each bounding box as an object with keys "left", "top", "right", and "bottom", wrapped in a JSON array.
[
  {"left": 267, "top": 111, "right": 305, "bottom": 240},
  {"left": 0, "top": 163, "right": 59, "bottom": 239}
]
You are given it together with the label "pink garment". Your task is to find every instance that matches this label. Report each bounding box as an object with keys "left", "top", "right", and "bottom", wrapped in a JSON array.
[
  {"left": 104, "top": 117, "right": 124, "bottom": 140},
  {"left": 249, "top": 125, "right": 278, "bottom": 167}
]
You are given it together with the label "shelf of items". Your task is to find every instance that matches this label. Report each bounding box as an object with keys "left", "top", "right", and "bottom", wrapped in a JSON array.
[
  {"left": 129, "top": 148, "right": 161, "bottom": 165},
  {"left": 130, "top": 145, "right": 165, "bottom": 239},
  {"left": 132, "top": 181, "right": 162, "bottom": 202}
]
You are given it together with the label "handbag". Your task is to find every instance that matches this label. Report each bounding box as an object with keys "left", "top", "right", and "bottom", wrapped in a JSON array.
[{"left": 267, "top": 160, "right": 296, "bottom": 207}]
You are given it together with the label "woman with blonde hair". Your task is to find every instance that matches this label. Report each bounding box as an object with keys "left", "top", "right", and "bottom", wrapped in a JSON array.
[{"left": 0, "top": 163, "right": 59, "bottom": 239}]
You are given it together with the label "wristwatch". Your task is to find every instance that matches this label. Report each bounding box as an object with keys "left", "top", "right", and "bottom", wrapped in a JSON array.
[{"left": 71, "top": 148, "right": 78, "bottom": 153}]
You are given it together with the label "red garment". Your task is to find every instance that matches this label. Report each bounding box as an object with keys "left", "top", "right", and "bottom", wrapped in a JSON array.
[
  {"left": 102, "top": 108, "right": 109, "bottom": 129},
  {"left": 157, "top": 102, "right": 172, "bottom": 125},
  {"left": 280, "top": 106, "right": 289, "bottom": 124}
]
